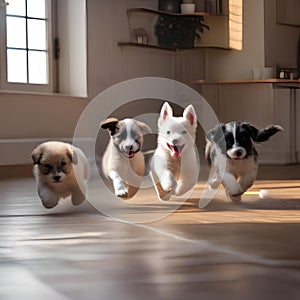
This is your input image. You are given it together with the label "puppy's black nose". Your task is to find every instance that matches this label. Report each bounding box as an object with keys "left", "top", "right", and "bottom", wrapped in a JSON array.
[
  {"left": 172, "top": 139, "right": 178, "bottom": 145},
  {"left": 124, "top": 145, "right": 133, "bottom": 151},
  {"left": 236, "top": 150, "right": 243, "bottom": 157},
  {"left": 53, "top": 175, "right": 61, "bottom": 182}
]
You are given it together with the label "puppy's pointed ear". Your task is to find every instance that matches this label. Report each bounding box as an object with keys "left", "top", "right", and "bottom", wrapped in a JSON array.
[
  {"left": 254, "top": 125, "right": 283, "bottom": 142},
  {"left": 183, "top": 104, "right": 197, "bottom": 127},
  {"left": 135, "top": 120, "right": 152, "bottom": 135},
  {"left": 31, "top": 147, "right": 42, "bottom": 165},
  {"left": 160, "top": 102, "right": 173, "bottom": 121},
  {"left": 67, "top": 147, "right": 78, "bottom": 165},
  {"left": 100, "top": 118, "right": 119, "bottom": 136}
]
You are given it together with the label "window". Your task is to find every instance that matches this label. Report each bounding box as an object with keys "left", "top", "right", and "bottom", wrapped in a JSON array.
[
  {"left": 0, "top": 0, "right": 53, "bottom": 92},
  {"left": 229, "top": 0, "right": 243, "bottom": 50},
  {"left": 0, "top": 0, "right": 87, "bottom": 96}
]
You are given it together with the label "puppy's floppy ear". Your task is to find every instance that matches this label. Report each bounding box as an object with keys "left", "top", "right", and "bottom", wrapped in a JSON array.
[
  {"left": 206, "top": 123, "right": 226, "bottom": 144},
  {"left": 160, "top": 102, "right": 173, "bottom": 121},
  {"left": 183, "top": 104, "right": 197, "bottom": 127},
  {"left": 67, "top": 147, "right": 78, "bottom": 165},
  {"left": 100, "top": 118, "right": 119, "bottom": 136},
  {"left": 31, "top": 146, "right": 42, "bottom": 165},
  {"left": 241, "top": 123, "right": 259, "bottom": 141},
  {"left": 254, "top": 124, "right": 283, "bottom": 142},
  {"left": 135, "top": 120, "right": 152, "bottom": 135}
]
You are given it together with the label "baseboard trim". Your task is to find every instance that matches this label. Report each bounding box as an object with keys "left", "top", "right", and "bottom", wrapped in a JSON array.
[
  {"left": 258, "top": 151, "right": 296, "bottom": 165},
  {"left": 0, "top": 138, "right": 93, "bottom": 166}
]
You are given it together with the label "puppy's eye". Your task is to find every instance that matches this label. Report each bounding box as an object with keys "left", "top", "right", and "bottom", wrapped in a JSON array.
[
  {"left": 166, "top": 131, "right": 171, "bottom": 134},
  {"left": 61, "top": 162, "right": 67, "bottom": 167},
  {"left": 44, "top": 164, "right": 52, "bottom": 170},
  {"left": 182, "top": 130, "right": 187, "bottom": 134}
]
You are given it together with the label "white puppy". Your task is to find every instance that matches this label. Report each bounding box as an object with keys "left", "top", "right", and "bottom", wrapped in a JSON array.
[
  {"left": 101, "top": 118, "right": 152, "bottom": 199},
  {"left": 32, "top": 141, "right": 90, "bottom": 208},
  {"left": 150, "top": 102, "right": 199, "bottom": 201}
]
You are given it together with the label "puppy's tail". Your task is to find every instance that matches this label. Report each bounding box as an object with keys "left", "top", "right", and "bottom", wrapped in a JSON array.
[{"left": 255, "top": 125, "right": 283, "bottom": 142}]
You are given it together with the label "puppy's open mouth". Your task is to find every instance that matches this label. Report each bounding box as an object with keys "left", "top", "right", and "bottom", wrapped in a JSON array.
[
  {"left": 124, "top": 151, "right": 136, "bottom": 159},
  {"left": 232, "top": 157, "right": 242, "bottom": 161},
  {"left": 167, "top": 143, "right": 185, "bottom": 158},
  {"left": 52, "top": 180, "right": 63, "bottom": 184}
]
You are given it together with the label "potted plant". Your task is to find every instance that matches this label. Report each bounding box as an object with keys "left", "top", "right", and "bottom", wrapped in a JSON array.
[{"left": 154, "top": 14, "right": 209, "bottom": 49}]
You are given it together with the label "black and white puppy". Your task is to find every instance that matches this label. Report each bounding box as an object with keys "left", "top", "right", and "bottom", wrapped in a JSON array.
[
  {"left": 101, "top": 118, "right": 152, "bottom": 199},
  {"left": 205, "top": 122, "right": 283, "bottom": 202}
]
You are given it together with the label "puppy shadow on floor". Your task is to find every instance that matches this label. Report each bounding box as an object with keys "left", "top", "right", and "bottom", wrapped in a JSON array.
[{"left": 186, "top": 188, "right": 300, "bottom": 212}]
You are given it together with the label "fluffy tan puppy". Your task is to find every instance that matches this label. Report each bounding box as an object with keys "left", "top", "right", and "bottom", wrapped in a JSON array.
[{"left": 31, "top": 141, "right": 90, "bottom": 208}]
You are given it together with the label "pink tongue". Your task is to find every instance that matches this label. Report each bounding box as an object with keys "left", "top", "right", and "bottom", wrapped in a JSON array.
[
  {"left": 169, "top": 144, "right": 181, "bottom": 158},
  {"left": 126, "top": 151, "right": 134, "bottom": 158}
]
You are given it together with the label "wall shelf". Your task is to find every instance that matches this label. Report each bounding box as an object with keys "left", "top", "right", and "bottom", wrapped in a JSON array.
[
  {"left": 118, "top": 42, "right": 231, "bottom": 52},
  {"left": 127, "top": 8, "right": 228, "bottom": 18},
  {"left": 124, "top": 1, "right": 241, "bottom": 51}
]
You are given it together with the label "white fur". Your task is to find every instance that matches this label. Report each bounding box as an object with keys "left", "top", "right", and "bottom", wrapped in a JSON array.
[
  {"left": 102, "top": 119, "right": 150, "bottom": 199},
  {"left": 206, "top": 139, "right": 258, "bottom": 203},
  {"left": 150, "top": 102, "right": 199, "bottom": 201}
]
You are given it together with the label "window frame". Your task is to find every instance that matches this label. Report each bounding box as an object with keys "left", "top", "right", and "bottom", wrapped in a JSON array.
[{"left": 0, "top": 0, "right": 54, "bottom": 93}]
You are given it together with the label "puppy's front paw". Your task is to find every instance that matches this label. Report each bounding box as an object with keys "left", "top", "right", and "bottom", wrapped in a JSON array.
[
  {"left": 112, "top": 177, "right": 128, "bottom": 198},
  {"left": 38, "top": 187, "right": 59, "bottom": 209},
  {"left": 115, "top": 186, "right": 128, "bottom": 198},
  {"left": 175, "top": 180, "right": 183, "bottom": 195},
  {"left": 231, "top": 194, "right": 242, "bottom": 203},
  {"left": 226, "top": 184, "right": 243, "bottom": 198},
  {"left": 161, "top": 176, "right": 177, "bottom": 193},
  {"left": 159, "top": 193, "right": 172, "bottom": 201},
  {"left": 209, "top": 178, "right": 221, "bottom": 189},
  {"left": 226, "top": 192, "right": 242, "bottom": 203},
  {"left": 71, "top": 190, "right": 86, "bottom": 206},
  {"left": 41, "top": 197, "right": 59, "bottom": 209}
]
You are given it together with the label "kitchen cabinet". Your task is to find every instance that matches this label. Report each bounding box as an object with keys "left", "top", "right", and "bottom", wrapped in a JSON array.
[
  {"left": 199, "top": 80, "right": 300, "bottom": 164},
  {"left": 295, "top": 89, "right": 300, "bottom": 161},
  {"left": 276, "top": 0, "right": 300, "bottom": 26}
]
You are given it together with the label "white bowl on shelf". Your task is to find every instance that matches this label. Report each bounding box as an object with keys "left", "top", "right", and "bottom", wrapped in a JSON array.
[{"left": 180, "top": 3, "right": 196, "bottom": 14}]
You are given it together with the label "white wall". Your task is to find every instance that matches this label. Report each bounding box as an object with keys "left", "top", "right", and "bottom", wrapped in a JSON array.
[
  {"left": 86, "top": 0, "right": 176, "bottom": 98},
  {"left": 5, "top": 0, "right": 298, "bottom": 166},
  {"left": 204, "top": 0, "right": 265, "bottom": 81},
  {"left": 0, "top": 0, "right": 205, "bottom": 165},
  {"left": 264, "top": 0, "right": 300, "bottom": 68},
  {"left": 57, "top": 0, "right": 87, "bottom": 96}
]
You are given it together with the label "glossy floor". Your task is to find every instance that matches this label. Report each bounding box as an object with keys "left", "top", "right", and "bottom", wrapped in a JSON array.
[{"left": 0, "top": 177, "right": 300, "bottom": 300}]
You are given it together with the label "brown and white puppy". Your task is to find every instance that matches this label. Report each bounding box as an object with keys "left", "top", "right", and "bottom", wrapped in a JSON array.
[
  {"left": 32, "top": 141, "right": 90, "bottom": 209},
  {"left": 101, "top": 118, "right": 151, "bottom": 199}
]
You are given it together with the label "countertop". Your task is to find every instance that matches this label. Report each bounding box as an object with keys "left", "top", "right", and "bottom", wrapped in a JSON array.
[{"left": 193, "top": 78, "right": 300, "bottom": 84}]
